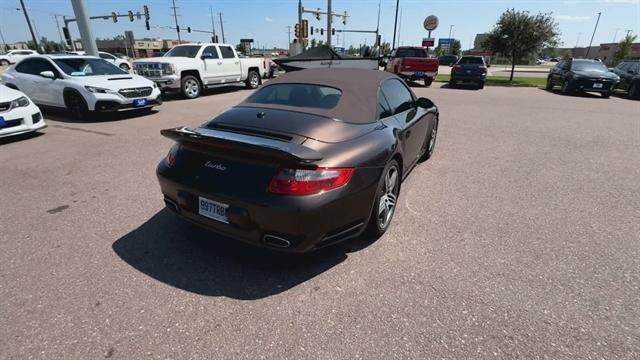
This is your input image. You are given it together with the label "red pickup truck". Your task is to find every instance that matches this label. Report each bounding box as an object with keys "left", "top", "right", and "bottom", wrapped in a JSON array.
[{"left": 384, "top": 46, "right": 439, "bottom": 87}]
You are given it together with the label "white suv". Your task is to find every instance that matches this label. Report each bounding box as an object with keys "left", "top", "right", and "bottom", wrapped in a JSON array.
[
  {"left": 0, "top": 50, "right": 38, "bottom": 66},
  {"left": 1, "top": 55, "right": 162, "bottom": 120}
]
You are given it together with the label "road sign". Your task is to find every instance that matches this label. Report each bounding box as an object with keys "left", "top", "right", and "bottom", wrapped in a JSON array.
[
  {"left": 422, "top": 38, "right": 435, "bottom": 47},
  {"left": 423, "top": 15, "right": 439, "bottom": 31}
]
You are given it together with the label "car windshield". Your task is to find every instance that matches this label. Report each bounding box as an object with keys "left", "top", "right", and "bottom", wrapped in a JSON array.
[
  {"left": 246, "top": 84, "right": 342, "bottom": 109},
  {"left": 163, "top": 46, "right": 201, "bottom": 58},
  {"left": 572, "top": 61, "right": 608, "bottom": 72},
  {"left": 53, "top": 58, "right": 126, "bottom": 76},
  {"left": 396, "top": 48, "right": 427, "bottom": 57},
  {"left": 458, "top": 57, "right": 484, "bottom": 65}
]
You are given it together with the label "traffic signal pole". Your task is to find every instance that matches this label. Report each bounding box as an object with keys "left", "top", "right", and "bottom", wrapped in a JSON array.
[
  {"left": 326, "top": 0, "right": 332, "bottom": 46},
  {"left": 70, "top": 0, "right": 98, "bottom": 56}
]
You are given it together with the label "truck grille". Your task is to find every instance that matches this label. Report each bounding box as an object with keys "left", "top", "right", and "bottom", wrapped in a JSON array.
[
  {"left": 133, "top": 63, "right": 166, "bottom": 77},
  {"left": 118, "top": 87, "right": 153, "bottom": 98},
  {"left": 0, "top": 101, "right": 11, "bottom": 112}
]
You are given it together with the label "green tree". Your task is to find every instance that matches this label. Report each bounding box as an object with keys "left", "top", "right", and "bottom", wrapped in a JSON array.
[
  {"left": 318, "top": 40, "right": 324, "bottom": 47},
  {"left": 26, "top": 37, "right": 63, "bottom": 53},
  {"left": 310, "top": 38, "right": 317, "bottom": 48},
  {"left": 452, "top": 39, "right": 462, "bottom": 56},
  {"left": 347, "top": 45, "right": 358, "bottom": 55},
  {"left": 613, "top": 33, "right": 638, "bottom": 65},
  {"left": 483, "top": 9, "right": 560, "bottom": 81}
]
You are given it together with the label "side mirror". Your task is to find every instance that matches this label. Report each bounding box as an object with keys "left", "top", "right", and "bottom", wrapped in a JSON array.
[
  {"left": 416, "top": 97, "right": 435, "bottom": 109},
  {"left": 39, "top": 70, "right": 56, "bottom": 79}
]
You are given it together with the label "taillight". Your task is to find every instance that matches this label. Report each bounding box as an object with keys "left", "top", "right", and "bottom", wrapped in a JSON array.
[
  {"left": 164, "top": 143, "right": 180, "bottom": 167},
  {"left": 268, "top": 167, "right": 354, "bottom": 196},
  {"left": 479, "top": 66, "right": 487, "bottom": 71}
]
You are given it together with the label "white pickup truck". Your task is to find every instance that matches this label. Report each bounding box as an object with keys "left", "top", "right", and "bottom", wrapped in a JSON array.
[{"left": 132, "top": 43, "right": 267, "bottom": 99}]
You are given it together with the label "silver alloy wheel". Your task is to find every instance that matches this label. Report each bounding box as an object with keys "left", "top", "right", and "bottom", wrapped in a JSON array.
[
  {"left": 249, "top": 72, "right": 259, "bottom": 88},
  {"left": 184, "top": 79, "right": 200, "bottom": 98},
  {"left": 378, "top": 165, "right": 399, "bottom": 230}
]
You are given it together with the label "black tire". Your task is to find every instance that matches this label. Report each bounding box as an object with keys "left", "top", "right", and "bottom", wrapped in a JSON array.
[
  {"left": 629, "top": 82, "right": 639, "bottom": 99},
  {"left": 0, "top": 59, "right": 9, "bottom": 66},
  {"left": 478, "top": 81, "right": 485, "bottom": 90},
  {"left": 363, "top": 159, "right": 401, "bottom": 239},
  {"left": 418, "top": 117, "right": 438, "bottom": 163},
  {"left": 601, "top": 92, "right": 611, "bottom": 99},
  {"left": 119, "top": 63, "right": 130, "bottom": 72},
  {"left": 245, "top": 70, "right": 261, "bottom": 89},
  {"left": 65, "top": 92, "right": 89, "bottom": 120},
  {"left": 181, "top": 75, "right": 202, "bottom": 99},
  {"left": 546, "top": 76, "right": 553, "bottom": 90},
  {"left": 449, "top": 80, "right": 457, "bottom": 88},
  {"left": 561, "top": 79, "right": 573, "bottom": 95},
  {"left": 424, "top": 77, "right": 433, "bottom": 87}
]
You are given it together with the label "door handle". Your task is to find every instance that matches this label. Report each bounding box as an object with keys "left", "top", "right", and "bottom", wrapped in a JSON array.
[
  {"left": 217, "top": 62, "right": 222, "bottom": 65},
  {"left": 234, "top": 61, "right": 239, "bottom": 64}
]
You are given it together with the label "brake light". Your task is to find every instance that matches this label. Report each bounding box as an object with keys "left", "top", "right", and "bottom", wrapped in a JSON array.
[
  {"left": 164, "top": 143, "right": 180, "bottom": 167},
  {"left": 479, "top": 66, "right": 487, "bottom": 71},
  {"left": 268, "top": 167, "right": 354, "bottom": 196}
]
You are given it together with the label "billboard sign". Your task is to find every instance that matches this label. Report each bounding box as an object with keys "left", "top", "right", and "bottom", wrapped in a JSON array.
[
  {"left": 423, "top": 15, "right": 439, "bottom": 31},
  {"left": 422, "top": 38, "right": 435, "bottom": 47}
]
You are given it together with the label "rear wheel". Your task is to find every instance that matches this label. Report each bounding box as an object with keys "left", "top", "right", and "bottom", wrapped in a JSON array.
[
  {"left": 449, "top": 79, "right": 457, "bottom": 88},
  {"left": 478, "top": 81, "right": 485, "bottom": 89},
  {"left": 246, "top": 70, "right": 261, "bottom": 89},
  {"left": 418, "top": 118, "right": 438, "bottom": 163},
  {"left": 0, "top": 59, "right": 9, "bottom": 66},
  {"left": 181, "top": 75, "right": 201, "bottom": 99},
  {"left": 363, "top": 160, "right": 401, "bottom": 239},
  {"left": 424, "top": 77, "right": 433, "bottom": 87},
  {"left": 601, "top": 92, "right": 611, "bottom": 99},
  {"left": 65, "top": 92, "right": 89, "bottom": 120}
]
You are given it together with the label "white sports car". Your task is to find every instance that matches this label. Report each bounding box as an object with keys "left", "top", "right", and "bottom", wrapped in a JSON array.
[{"left": 0, "top": 84, "right": 46, "bottom": 138}]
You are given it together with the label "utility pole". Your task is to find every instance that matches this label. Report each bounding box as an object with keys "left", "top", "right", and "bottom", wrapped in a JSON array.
[
  {"left": 0, "top": 26, "right": 6, "bottom": 53},
  {"left": 210, "top": 7, "right": 217, "bottom": 41},
  {"left": 326, "top": 0, "right": 332, "bottom": 46},
  {"left": 53, "top": 14, "right": 65, "bottom": 50},
  {"left": 287, "top": 26, "right": 291, "bottom": 45},
  {"left": 70, "top": 0, "right": 98, "bottom": 56},
  {"left": 392, "top": 0, "right": 399, "bottom": 49},
  {"left": 625, "top": 29, "right": 633, "bottom": 37},
  {"left": 612, "top": 28, "right": 620, "bottom": 43},
  {"left": 218, "top": 13, "right": 225, "bottom": 43},
  {"left": 448, "top": 24, "right": 454, "bottom": 55},
  {"left": 19, "top": 0, "right": 40, "bottom": 53},
  {"left": 397, "top": 7, "right": 402, "bottom": 46},
  {"left": 171, "top": 0, "right": 181, "bottom": 42},
  {"left": 585, "top": 12, "right": 601, "bottom": 58}
]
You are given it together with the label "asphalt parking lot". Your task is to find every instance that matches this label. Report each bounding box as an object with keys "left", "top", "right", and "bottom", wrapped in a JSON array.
[{"left": 1, "top": 85, "right": 639, "bottom": 359}]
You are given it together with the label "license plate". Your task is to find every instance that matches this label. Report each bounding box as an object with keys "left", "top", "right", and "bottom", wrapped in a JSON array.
[
  {"left": 0, "top": 116, "right": 5, "bottom": 127},
  {"left": 593, "top": 83, "right": 603, "bottom": 89},
  {"left": 198, "top": 196, "right": 229, "bottom": 224},
  {"left": 133, "top": 98, "right": 147, "bottom": 107},
  {"left": 415, "top": 71, "right": 425, "bottom": 77}
]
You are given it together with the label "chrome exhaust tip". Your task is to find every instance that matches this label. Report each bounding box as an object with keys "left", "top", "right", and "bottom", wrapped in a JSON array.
[
  {"left": 262, "top": 235, "right": 291, "bottom": 248},
  {"left": 163, "top": 197, "right": 180, "bottom": 213}
]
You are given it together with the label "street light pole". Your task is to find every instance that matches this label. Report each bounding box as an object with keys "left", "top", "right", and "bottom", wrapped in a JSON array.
[
  {"left": 19, "top": 0, "right": 40, "bottom": 52},
  {"left": 448, "top": 24, "right": 454, "bottom": 55},
  {"left": 392, "top": 0, "right": 399, "bottom": 49},
  {"left": 585, "top": 12, "right": 601, "bottom": 58}
]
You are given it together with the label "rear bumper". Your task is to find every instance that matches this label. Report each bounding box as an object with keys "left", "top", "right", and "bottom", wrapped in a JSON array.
[
  {"left": 451, "top": 73, "right": 487, "bottom": 82},
  {"left": 156, "top": 162, "right": 381, "bottom": 253},
  {"left": 571, "top": 78, "right": 616, "bottom": 93},
  {"left": 398, "top": 71, "right": 437, "bottom": 80}
]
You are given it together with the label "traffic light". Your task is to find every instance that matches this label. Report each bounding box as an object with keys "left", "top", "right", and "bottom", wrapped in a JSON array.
[
  {"left": 111, "top": 12, "right": 118, "bottom": 23},
  {"left": 294, "top": 23, "right": 300, "bottom": 38},
  {"left": 302, "top": 19, "right": 309, "bottom": 38},
  {"left": 143, "top": 5, "right": 150, "bottom": 20},
  {"left": 62, "top": 27, "right": 72, "bottom": 46},
  {"left": 320, "top": 28, "right": 324, "bottom": 36},
  {"left": 331, "top": 28, "right": 335, "bottom": 36},
  {"left": 377, "top": 34, "right": 382, "bottom": 47},
  {"left": 342, "top": 11, "right": 348, "bottom": 25},
  {"left": 128, "top": 10, "right": 134, "bottom": 22},
  {"left": 315, "top": 8, "right": 321, "bottom": 21},
  {"left": 211, "top": 35, "right": 219, "bottom": 43},
  {"left": 145, "top": 20, "right": 150, "bottom": 30},
  {"left": 187, "top": 27, "right": 191, "bottom": 33},
  {"left": 310, "top": 26, "right": 314, "bottom": 35}
]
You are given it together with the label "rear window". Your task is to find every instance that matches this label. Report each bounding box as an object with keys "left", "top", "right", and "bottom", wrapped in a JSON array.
[
  {"left": 457, "top": 57, "right": 485, "bottom": 65},
  {"left": 395, "top": 48, "right": 427, "bottom": 57},
  {"left": 246, "top": 84, "right": 342, "bottom": 109}
]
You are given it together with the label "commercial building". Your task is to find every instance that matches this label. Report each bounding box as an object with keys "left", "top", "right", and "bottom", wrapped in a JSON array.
[
  {"left": 562, "top": 42, "right": 640, "bottom": 65},
  {"left": 96, "top": 38, "right": 186, "bottom": 58}
]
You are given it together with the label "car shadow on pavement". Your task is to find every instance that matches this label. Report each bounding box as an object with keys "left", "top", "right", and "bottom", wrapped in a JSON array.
[
  {"left": 161, "top": 84, "right": 252, "bottom": 102},
  {"left": 112, "top": 208, "right": 350, "bottom": 299},
  {"left": 540, "top": 88, "right": 608, "bottom": 99},
  {"left": 0, "top": 131, "right": 44, "bottom": 145},
  {"left": 438, "top": 83, "right": 479, "bottom": 91},
  {"left": 41, "top": 107, "right": 159, "bottom": 123}
]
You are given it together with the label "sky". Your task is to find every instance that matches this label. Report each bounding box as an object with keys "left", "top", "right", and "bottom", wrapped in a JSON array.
[{"left": 1, "top": 0, "right": 639, "bottom": 50}]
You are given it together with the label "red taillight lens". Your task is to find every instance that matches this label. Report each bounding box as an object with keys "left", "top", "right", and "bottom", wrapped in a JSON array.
[
  {"left": 164, "top": 143, "right": 180, "bottom": 167},
  {"left": 268, "top": 167, "right": 354, "bottom": 196}
]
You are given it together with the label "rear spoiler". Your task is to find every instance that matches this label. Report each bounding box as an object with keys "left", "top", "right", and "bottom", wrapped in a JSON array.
[{"left": 160, "top": 127, "right": 323, "bottom": 164}]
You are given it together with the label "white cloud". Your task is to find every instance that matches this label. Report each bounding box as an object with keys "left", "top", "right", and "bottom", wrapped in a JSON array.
[
  {"left": 265, "top": 17, "right": 273, "bottom": 22},
  {"left": 555, "top": 15, "right": 592, "bottom": 21}
]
